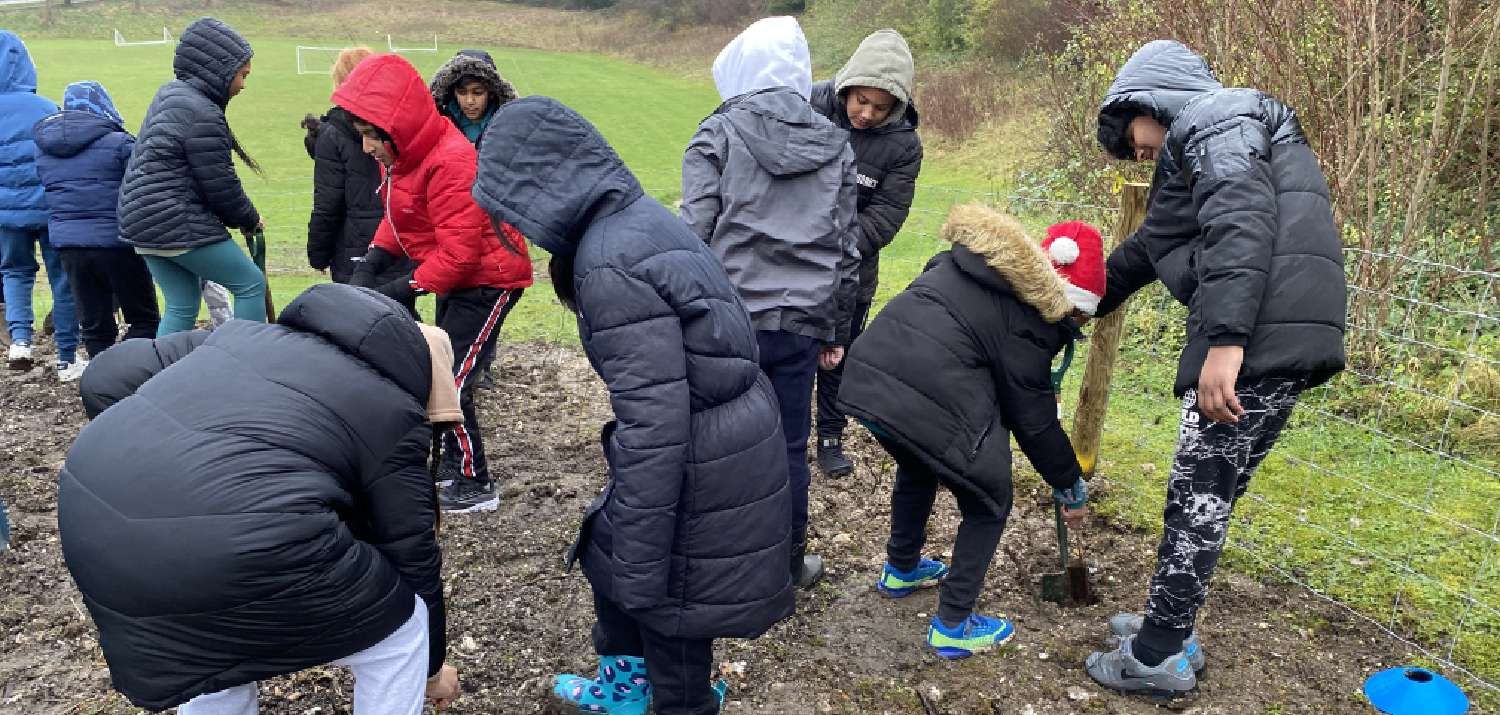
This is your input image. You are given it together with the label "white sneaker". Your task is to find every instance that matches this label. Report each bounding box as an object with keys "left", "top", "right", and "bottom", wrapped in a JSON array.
[
  {"left": 7, "top": 341, "right": 34, "bottom": 370},
  {"left": 56, "top": 358, "right": 88, "bottom": 382}
]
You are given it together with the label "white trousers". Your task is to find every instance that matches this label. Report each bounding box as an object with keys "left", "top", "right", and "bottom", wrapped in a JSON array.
[{"left": 178, "top": 595, "right": 429, "bottom": 715}]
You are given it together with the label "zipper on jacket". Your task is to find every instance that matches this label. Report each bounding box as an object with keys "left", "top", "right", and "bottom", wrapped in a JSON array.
[
  {"left": 380, "top": 171, "right": 410, "bottom": 257},
  {"left": 969, "top": 417, "right": 996, "bottom": 459}
]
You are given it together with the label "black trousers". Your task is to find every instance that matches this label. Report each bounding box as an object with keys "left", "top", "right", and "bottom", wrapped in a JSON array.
[
  {"left": 592, "top": 592, "right": 717, "bottom": 715},
  {"left": 814, "top": 298, "right": 872, "bottom": 440},
  {"left": 1144, "top": 377, "right": 1302, "bottom": 632},
  {"left": 436, "top": 286, "right": 522, "bottom": 483},
  {"left": 877, "top": 435, "right": 1010, "bottom": 626},
  {"left": 58, "top": 248, "right": 159, "bottom": 357}
]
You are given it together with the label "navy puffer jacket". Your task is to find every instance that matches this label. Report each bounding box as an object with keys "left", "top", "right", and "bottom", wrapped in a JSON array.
[
  {"left": 1095, "top": 41, "right": 1346, "bottom": 394},
  {"left": 473, "top": 97, "right": 794, "bottom": 640},
  {"left": 33, "top": 82, "right": 135, "bottom": 249},
  {"left": 60, "top": 284, "right": 446, "bottom": 710},
  {"left": 118, "top": 18, "right": 259, "bottom": 251}
]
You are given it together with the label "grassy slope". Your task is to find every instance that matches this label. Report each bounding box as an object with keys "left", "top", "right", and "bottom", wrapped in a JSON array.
[{"left": 7, "top": 0, "right": 1497, "bottom": 702}]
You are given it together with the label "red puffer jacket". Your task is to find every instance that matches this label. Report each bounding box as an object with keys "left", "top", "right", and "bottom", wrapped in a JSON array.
[{"left": 332, "top": 54, "right": 531, "bottom": 295}]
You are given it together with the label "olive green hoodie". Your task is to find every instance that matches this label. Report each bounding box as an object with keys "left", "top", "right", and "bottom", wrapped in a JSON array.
[{"left": 833, "top": 29, "right": 914, "bottom": 129}]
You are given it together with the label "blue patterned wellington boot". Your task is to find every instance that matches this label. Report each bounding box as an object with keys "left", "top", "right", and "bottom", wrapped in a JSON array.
[{"left": 551, "top": 655, "right": 651, "bottom": 715}]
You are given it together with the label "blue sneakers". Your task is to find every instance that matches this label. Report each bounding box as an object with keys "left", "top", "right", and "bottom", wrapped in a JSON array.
[
  {"left": 552, "top": 655, "right": 651, "bottom": 715},
  {"left": 926, "top": 613, "right": 1016, "bottom": 659},
  {"left": 877, "top": 558, "right": 949, "bottom": 598}
]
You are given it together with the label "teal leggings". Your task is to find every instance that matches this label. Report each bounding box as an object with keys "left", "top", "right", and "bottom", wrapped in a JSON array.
[{"left": 142, "top": 239, "right": 266, "bottom": 335}]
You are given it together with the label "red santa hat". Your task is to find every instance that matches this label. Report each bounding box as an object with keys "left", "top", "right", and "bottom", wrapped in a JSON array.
[{"left": 1041, "top": 221, "right": 1106, "bottom": 316}]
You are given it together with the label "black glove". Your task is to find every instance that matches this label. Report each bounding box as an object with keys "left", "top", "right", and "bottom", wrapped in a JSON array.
[
  {"left": 375, "top": 272, "right": 424, "bottom": 303},
  {"left": 350, "top": 246, "right": 397, "bottom": 288}
]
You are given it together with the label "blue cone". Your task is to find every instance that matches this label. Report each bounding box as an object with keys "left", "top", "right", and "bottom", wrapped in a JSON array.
[{"left": 1364, "top": 666, "right": 1468, "bottom": 715}]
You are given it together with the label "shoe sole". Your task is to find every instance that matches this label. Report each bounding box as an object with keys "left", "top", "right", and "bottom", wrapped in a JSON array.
[
  {"left": 1093, "top": 682, "right": 1198, "bottom": 701},
  {"left": 442, "top": 497, "right": 499, "bottom": 514},
  {"left": 822, "top": 465, "right": 853, "bottom": 478},
  {"left": 876, "top": 574, "right": 946, "bottom": 599},
  {"left": 931, "top": 628, "right": 1015, "bottom": 660}
]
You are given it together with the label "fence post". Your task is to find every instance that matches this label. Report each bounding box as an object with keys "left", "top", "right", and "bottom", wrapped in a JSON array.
[{"left": 1071, "top": 182, "right": 1149, "bottom": 475}]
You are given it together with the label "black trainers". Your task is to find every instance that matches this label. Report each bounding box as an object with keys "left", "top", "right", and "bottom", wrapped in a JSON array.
[
  {"left": 816, "top": 437, "right": 854, "bottom": 478},
  {"left": 476, "top": 367, "right": 497, "bottom": 391},
  {"left": 434, "top": 459, "right": 464, "bottom": 488},
  {"left": 439, "top": 478, "right": 499, "bottom": 513}
]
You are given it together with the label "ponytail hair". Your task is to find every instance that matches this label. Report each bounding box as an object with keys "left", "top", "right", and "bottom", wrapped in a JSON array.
[{"left": 228, "top": 127, "right": 264, "bottom": 177}]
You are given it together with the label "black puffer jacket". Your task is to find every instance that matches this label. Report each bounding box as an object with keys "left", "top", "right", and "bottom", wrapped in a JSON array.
[
  {"left": 118, "top": 18, "right": 259, "bottom": 251},
  {"left": 473, "top": 97, "right": 794, "bottom": 640},
  {"left": 306, "top": 107, "right": 385, "bottom": 282},
  {"left": 808, "top": 80, "right": 922, "bottom": 305},
  {"left": 60, "top": 284, "right": 445, "bottom": 711},
  {"left": 1095, "top": 40, "right": 1346, "bottom": 395},
  {"left": 839, "top": 205, "right": 1083, "bottom": 513}
]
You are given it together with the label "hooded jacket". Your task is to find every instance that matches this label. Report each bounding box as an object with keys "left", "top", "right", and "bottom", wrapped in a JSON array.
[
  {"left": 61, "top": 283, "right": 447, "bottom": 711},
  {"left": 117, "top": 18, "right": 260, "bottom": 251},
  {"left": 1095, "top": 41, "right": 1346, "bottom": 395},
  {"left": 306, "top": 107, "right": 388, "bottom": 282},
  {"left": 0, "top": 32, "right": 57, "bottom": 230},
  {"left": 428, "top": 50, "right": 518, "bottom": 146},
  {"left": 33, "top": 82, "right": 135, "bottom": 249},
  {"left": 472, "top": 97, "right": 794, "bottom": 640},
  {"left": 333, "top": 53, "right": 532, "bottom": 295},
  {"left": 839, "top": 205, "right": 1083, "bottom": 513},
  {"left": 809, "top": 28, "right": 923, "bottom": 306},
  {"left": 681, "top": 17, "right": 861, "bottom": 344}
]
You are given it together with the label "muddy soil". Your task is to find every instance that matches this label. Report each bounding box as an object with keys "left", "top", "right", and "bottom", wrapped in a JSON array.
[{"left": 1, "top": 338, "right": 1413, "bottom": 714}]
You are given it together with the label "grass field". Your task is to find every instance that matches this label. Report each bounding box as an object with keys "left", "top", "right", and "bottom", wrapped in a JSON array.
[{"left": 6, "top": 1, "right": 1497, "bottom": 705}]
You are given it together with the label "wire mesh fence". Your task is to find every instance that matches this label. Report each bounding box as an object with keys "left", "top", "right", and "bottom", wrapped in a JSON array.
[{"left": 250, "top": 158, "right": 1497, "bottom": 699}]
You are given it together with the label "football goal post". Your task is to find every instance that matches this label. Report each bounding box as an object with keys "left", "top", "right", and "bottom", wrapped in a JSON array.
[
  {"left": 113, "top": 28, "right": 171, "bottom": 47},
  {"left": 295, "top": 45, "right": 353, "bottom": 76},
  {"left": 387, "top": 34, "right": 438, "bottom": 53}
]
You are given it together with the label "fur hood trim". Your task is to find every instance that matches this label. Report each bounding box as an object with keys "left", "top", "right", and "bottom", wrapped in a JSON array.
[
  {"left": 428, "top": 54, "right": 518, "bottom": 109},
  {"left": 941, "top": 204, "right": 1073, "bottom": 322}
]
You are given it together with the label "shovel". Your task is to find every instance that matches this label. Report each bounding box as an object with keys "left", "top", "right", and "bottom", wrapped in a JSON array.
[
  {"left": 1041, "top": 336, "right": 1095, "bottom": 606},
  {"left": 1040, "top": 501, "right": 1095, "bottom": 605},
  {"left": 245, "top": 229, "right": 277, "bottom": 323}
]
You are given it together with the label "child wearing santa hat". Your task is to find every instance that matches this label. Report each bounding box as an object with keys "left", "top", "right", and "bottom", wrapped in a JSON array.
[{"left": 837, "top": 206, "right": 1100, "bottom": 658}]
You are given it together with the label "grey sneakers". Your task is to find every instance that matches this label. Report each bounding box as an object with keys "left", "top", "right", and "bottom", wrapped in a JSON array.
[
  {"left": 1107, "top": 612, "right": 1206, "bottom": 673},
  {"left": 1085, "top": 634, "right": 1197, "bottom": 697}
]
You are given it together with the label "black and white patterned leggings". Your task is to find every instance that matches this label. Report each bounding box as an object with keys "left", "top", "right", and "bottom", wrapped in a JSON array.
[{"left": 1144, "top": 377, "right": 1304, "bottom": 630}]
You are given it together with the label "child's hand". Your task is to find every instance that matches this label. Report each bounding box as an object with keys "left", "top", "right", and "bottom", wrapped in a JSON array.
[
  {"left": 1197, "top": 346, "right": 1246, "bottom": 423},
  {"left": 426, "top": 664, "right": 460, "bottom": 709},
  {"left": 819, "top": 346, "right": 845, "bottom": 370}
]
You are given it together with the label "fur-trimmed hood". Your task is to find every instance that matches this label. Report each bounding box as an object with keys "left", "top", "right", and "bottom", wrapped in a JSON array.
[
  {"left": 940, "top": 204, "right": 1073, "bottom": 322},
  {"left": 428, "top": 53, "right": 517, "bottom": 114}
]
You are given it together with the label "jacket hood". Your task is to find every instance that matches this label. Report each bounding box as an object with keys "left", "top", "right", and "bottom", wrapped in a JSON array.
[
  {"left": 471, "top": 96, "right": 644, "bottom": 256},
  {"left": 333, "top": 53, "right": 448, "bottom": 171},
  {"left": 0, "top": 31, "right": 37, "bottom": 93},
  {"left": 941, "top": 204, "right": 1073, "bottom": 322},
  {"left": 62, "top": 80, "right": 124, "bottom": 126},
  {"left": 721, "top": 88, "right": 849, "bottom": 177},
  {"left": 173, "top": 18, "right": 253, "bottom": 107},
  {"left": 834, "top": 29, "right": 914, "bottom": 129},
  {"left": 1098, "top": 40, "right": 1221, "bottom": 160},
  {"left": 33, "top": 109, "right": 117, "bottom": 158},
  {"left": 713, "top": 16, "right": 812, "bottom": 101},
  {"left": 428, "top": 53, "right": 518, "bottom": 113},
  {"left": 275, "top": 283, "right": 431, "bottom": 402}
]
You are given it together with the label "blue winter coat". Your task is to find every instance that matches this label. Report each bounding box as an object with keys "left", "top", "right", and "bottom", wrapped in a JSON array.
[
  {"left": 33, "top": 82, "right": 135, "bottom": 249},
  {"left": 473, "top": 97, "right": 795, "bottom": 640},
  {"left": 118, "top": 18, "right": 259, "bottom": 251},
  {"left": 0, "top": 31, "right": 56, "bottom": 230}
]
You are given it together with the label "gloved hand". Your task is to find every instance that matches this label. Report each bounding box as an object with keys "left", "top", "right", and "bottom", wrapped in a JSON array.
[
  {"left": 350, "top": 246, "right": 397, "bottom": 288},
  {"left": 375, "top": 272, "right": 423, "bottom": 303},
  {"left": 1053, "top": 477, "right": 1088, "bottom": 510}
]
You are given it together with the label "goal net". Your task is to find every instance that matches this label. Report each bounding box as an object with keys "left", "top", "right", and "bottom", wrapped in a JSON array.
[
  {"left": 113, "top": 28, "right": 171, "bottom": 47},
  {"left": 387, "top": 34, "right": 439, "bottom": 53},
  {"left": 295, "top": 45, "right": 352, "bottom": 76}
]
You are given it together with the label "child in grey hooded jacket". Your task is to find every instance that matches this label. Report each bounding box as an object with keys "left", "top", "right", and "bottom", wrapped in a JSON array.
[{"left": 680, "top": 15, "right": 860, "bottom": 590}]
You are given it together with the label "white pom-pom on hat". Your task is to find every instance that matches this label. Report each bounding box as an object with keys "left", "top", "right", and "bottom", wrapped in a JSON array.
[{"left": 1048, "top": 236, "right": 1080, "bottom": 265}]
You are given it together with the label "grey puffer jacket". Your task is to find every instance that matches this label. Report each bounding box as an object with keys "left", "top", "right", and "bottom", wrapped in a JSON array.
[
  {"left": 473, "top": 97, "right": 794, "bottom": 640},
  {"left": 1095, "top": 40, "right": 1346, "bottom": 395},
  {"left": 118, "top": 18, "right": 259, "bottom": 251},
  {"left": 681, "top": 87, "right": 860, "bottom": 343}
]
